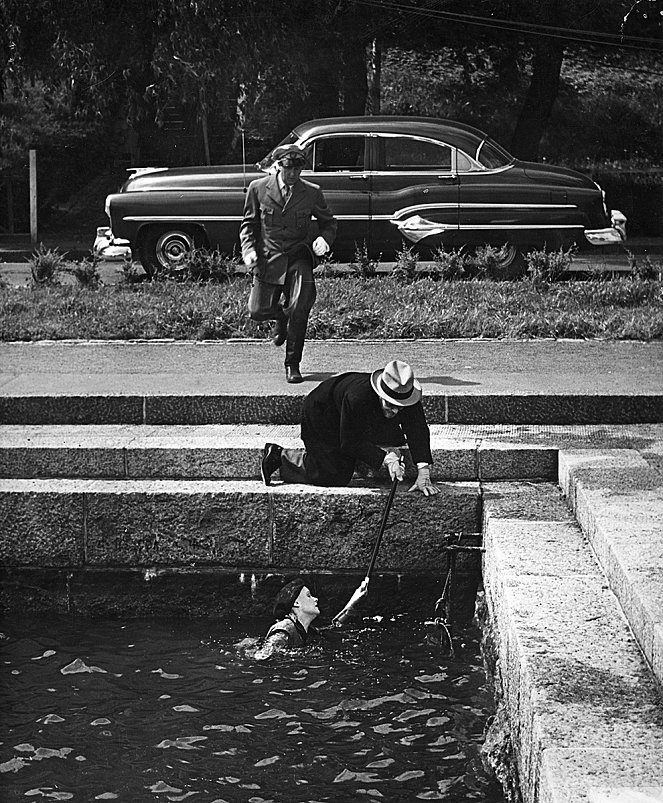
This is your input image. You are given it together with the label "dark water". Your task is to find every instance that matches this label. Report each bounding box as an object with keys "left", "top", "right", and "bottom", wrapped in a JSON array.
[{"left": 0, "top": 614, "right": 503, "bottom": 802}]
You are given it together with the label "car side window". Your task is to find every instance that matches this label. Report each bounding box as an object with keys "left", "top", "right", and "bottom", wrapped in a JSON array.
[
  {"left": 381, "top": 137, "right": 452, "bottom": 172},
  {"left": 308, "top": 136, "right": 367, "bottom": 172},
  {"left": 456, "top": 150, "right": 481, "bottom": 172}
]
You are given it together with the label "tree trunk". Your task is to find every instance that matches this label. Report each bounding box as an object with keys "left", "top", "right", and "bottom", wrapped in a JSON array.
[
  {"left": 366, "top": 36, "right": 381, "bottom": 115},
  {"left": 510, "top": 38, "right": 564, "bottom": 161},
  {"left": 341, "top": 40, "right": 368, "bottom": 115}
]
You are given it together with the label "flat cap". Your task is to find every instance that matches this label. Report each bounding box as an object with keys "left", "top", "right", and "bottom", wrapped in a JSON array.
[{"left": 270, "top": 144, "right": 308, "bottom": 166}]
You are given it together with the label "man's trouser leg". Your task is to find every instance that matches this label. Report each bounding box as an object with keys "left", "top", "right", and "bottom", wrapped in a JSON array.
[
  {"left": 248, "top": 277, "right": 286, "bottom": 325},
  {"left": 282, "top": 255, "right": 316, "bottom": 368},
  {"left": 280, "top": 448, "right": 308, "bottom": 483},
  {"left": 280, "top": 446, "right": 354, "bottom": 487}
]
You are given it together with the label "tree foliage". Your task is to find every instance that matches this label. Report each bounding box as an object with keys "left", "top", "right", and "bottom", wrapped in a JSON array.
[{"left": 1, "top": 0, "right": 660, "bottom": 182}]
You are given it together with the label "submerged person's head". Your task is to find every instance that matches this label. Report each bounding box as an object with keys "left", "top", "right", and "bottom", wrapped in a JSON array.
[{"left": 273, "top": 578, "right": 320, "bottom": 626}]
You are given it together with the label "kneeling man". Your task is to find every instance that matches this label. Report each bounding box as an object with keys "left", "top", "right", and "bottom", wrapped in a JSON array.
[{"left": 260, "top": 360, "right": 439, "bottom": 496}]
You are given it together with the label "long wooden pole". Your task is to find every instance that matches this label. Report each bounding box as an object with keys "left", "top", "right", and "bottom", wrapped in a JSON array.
[{"left": 29, "top": 149, "right": 37, "bottom": 244}]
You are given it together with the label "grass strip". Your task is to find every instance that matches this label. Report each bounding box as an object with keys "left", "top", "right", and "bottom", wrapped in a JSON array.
[{"left": 1, "top": 275, "right": 662, "bottom": 341}]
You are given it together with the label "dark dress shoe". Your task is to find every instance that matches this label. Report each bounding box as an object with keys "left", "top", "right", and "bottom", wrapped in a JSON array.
[
  {"left": 271, "top": 317, "right": 287, "bottom": 347},
  {"left": 285, "top": 366, "right": 303, "bottom": 384},
  {"left": 261, "top": 442, "right": 282, "bottom": 485}
]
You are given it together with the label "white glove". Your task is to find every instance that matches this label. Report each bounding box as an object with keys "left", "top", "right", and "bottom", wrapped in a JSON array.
[
  {"left": 408, "top": 465, "right": 440, "bottom": 496},
  {"left": 243, "top": 248, "right": 258, "bottom": 267},
  {"left": 383, "top": 450, "right": 405, "bottom": 482},
  {"left": 312, "top": 236, "right": 330, "bottom": 257}
]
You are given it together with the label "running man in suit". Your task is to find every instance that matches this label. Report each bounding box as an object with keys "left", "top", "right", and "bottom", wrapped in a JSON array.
[{"left": 240, "top": 144, "right": 337, "bottom": 384}]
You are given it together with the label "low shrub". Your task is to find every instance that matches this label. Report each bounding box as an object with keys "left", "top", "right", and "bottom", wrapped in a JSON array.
[
  {"left": 155, "top": 247, "right": 241, "bottom": 283},
  {"left": 627, "top": 253, "right": 662, "bottom": 281},
  {"left": 71, "top": 255, "right": 102, "bottom": 289},
  {"left": 524, "top": 246, "right": 576, "bottom": 284},
  {"left": 465, "top": 244, "right": 511, "bottom": 280},
  {"left": 119, "top": 255, "right": 145, "bottom": 285},
  {"left": 430, "top": 247, "right": 467, "bottom": 280},
  {"left": 392, "top": 244, "right": 420, "bottom": 283},
  {"left": 349, "top": 241, "right": 381, "bottom": 278},
  {"left": 29, "top": 244, "right": 66, "bottom": 286}
]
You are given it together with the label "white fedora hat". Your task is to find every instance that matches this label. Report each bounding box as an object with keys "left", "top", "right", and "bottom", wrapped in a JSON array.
[{"left": 370, "top": 360, "right": 422, "bottom": 407}]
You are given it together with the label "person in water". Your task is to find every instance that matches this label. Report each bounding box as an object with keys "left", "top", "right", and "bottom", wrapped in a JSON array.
[{"left": 255, "top": 577, "right": 357, "bottom": 660}]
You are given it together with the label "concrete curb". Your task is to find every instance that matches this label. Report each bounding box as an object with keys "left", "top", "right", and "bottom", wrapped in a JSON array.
[
  {"left": 1, "top": 394, "right": 661, "bottom": 425},
  {"left": 482, "top": 481, "right": 663, "bottom": 803},
  {"left": 559, "top": 449, "right": 663, "bottom": 687},
  {"left": 0, "top": 477, "right": 480, "bottom": 572},
  {"left": 0, "top": 423, "right": 557, "bottom": 482}
]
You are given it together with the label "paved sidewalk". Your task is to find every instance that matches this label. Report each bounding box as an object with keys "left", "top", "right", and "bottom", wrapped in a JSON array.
[{"left": 0, "top": 339, "right": 661, "bottom": 424}]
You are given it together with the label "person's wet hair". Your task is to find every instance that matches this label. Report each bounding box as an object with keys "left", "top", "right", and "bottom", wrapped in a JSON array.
[{"left": 272, "top": 578, "right": 306, "bottom": 620}]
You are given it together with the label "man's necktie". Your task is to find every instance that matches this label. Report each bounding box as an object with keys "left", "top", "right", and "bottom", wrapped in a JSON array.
[{"left": 283, "top": 185, "right": 290, "bottom": 205}]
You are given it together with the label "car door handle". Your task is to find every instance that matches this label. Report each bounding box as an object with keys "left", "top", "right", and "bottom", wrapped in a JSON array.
[
  {"left": 437, "top": 175, "right": 458, "bottom": 183},
  {"left": 348, "top": 174, "right": 369, "bottom": 180}
]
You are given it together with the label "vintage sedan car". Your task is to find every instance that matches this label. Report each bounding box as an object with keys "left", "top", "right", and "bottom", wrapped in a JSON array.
[{"left": 102, "top": 116, "right": 626, "bottom": 276}]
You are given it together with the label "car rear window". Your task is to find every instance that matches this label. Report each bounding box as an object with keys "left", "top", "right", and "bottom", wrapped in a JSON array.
[
  {"left": 309, "top": 136, "right": 367, "bottom": 171},
  {"left": 381, "top": 137, "right": 452, "bottom": 171}
]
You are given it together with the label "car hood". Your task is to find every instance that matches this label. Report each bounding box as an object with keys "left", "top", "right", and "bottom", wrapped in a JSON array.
[
  {"left": 122, "top": 164, "right": 264, "bottom": 192},
  {"left": 520, "top": 160, "right": 595, "bottom": 189}
]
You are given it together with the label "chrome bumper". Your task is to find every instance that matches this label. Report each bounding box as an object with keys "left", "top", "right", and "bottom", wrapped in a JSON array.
[
  {"left": 585, "top": 210, "right": 627, "bottom": 246},
  {"left": 93, "top": 226, "right": 132, "bottom": 261}
]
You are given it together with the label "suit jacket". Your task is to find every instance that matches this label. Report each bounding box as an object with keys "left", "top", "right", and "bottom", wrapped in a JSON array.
[
  {"left": 239, "top": 173, "right": 337, "bottom": 285},
  {"left": 301, "top": 373, "right": 434, "bottom": 473}
]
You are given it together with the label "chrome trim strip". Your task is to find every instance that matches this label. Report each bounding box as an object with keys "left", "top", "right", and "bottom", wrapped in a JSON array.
[
  {"left": 387, "top": 219, "right": 584, "bottom": 232},
  {"left": 125, "top": 216, "right": 243, "bottom": 222},
  {"left": 456, "top": 224, "right": 584, "bottom": 231},
  {"left": 123, "top": 215, "right": 366, "bottom": 223},
  {"left": 385, "top": 202, "right": 576, "bottom": 220}
]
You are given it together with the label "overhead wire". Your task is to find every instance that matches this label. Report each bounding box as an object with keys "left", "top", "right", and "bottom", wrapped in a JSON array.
[{"left": 350, "top": 0, "right": 663, "bottom": 52}]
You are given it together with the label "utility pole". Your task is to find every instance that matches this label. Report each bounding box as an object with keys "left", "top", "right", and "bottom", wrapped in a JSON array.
[{"left": 29, "top": 149, "right": 37, "bottom": 243}]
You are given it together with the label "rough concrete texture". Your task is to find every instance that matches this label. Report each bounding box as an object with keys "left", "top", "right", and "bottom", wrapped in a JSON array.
[
  {"left": 2, "top": 392, "right": 660, "bottom": 425},
  {"left": 0, "top": 395, "right": 145, "bottom": 425},
  {"left": 482, "top": 480, "right": 576, "bottom": 522},
  {"left": 0, "top": 480, "right": 87, "bottom": 565},
  {"left": 541, "top": 752, "right": 663, "bottom": 803},
  {"left": 0, "top": 478, "right": 480, "bottom": 572},
  {"left": 482, "top": 484, "right": 663, "bottom": 803},
  {"left": 558, "top": 449, "right": 663, "bottom": 686},
  {"left": 6, "top": 422, "right": 632, "bottom": 482},
  {"left": 270, "top": 481, "right": 480, "bottom": 570}
]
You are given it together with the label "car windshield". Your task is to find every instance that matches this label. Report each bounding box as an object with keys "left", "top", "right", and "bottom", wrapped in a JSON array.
[
  {"left": 257, "top": 132, "right": 299, "bottom": 170},
  {"left": 475, "top": 138, "right": 513, "bottom": 169}
]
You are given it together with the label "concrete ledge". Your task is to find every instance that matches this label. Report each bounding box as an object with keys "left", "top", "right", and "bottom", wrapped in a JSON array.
[
  {"left": 541, "top": 751, "right": 663, "bottom": 803},
  {"left": 482, "top": 482, "right": 663, "bottom": 803},
  {"left": 558, "top": 449, "right": 663, "bottom": 687},
  {"left": 0, "top": 478, "right": 480, "bottom": 572},
  {"left": 1, "top": 393, "right": 661, "bottom": 425},
  {"left": 0, "top": 424, "right": 557, "bottom": 481}
]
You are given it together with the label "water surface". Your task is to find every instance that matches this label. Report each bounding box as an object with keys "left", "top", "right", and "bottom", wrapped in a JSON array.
[{"left": 0, "top": 614, "right": 503, "bottom": 802}]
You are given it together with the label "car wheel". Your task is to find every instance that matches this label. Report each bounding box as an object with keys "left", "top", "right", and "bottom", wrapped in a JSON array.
[
  {"left": 138, "top": 226, "right": 199, "bottom": 277},
  {"left": 462, "top": 243, "right": 526, "bottom": 280}
]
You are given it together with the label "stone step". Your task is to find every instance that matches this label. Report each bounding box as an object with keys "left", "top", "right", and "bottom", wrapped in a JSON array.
[
  {"left": 558, "top": 448, "right": 663, "bottom": 689},
  {"left": 0, "top": 477, "right": 480, "bottom": 574},
  {"left": 2, "top": 391, "right": 660, "bottom": 425},
  {"left": 481, "top": 481, "right": 663, "bottom": 803},
  {"left": 0, "top": 424, "right": 557, "bottom": 481}
]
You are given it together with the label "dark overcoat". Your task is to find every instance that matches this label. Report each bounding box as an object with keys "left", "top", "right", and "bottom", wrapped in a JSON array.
[
  {"left": 300, "top": 372, "right": 434, "bottom": 486},
  {"left": 239, "top": 173, "right": 337, "bottom": 286}
]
